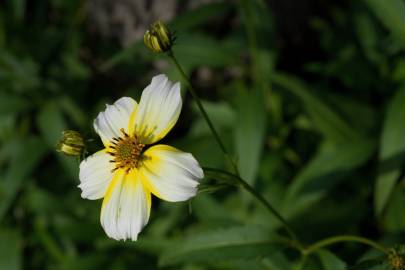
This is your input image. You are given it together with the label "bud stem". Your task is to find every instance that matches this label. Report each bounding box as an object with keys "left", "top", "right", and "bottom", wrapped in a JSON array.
[
  {"left": 167, "top": 49, "right": 301, "bottom": 246},
  {"left": 166, "top": 34, "right": 392, "bottom": 264},
  {"left": 167, "top": 50, "right": 238, "bottom": 174},
  {"left": 303, "top": 235, "right": 389, "bottom": 256}
]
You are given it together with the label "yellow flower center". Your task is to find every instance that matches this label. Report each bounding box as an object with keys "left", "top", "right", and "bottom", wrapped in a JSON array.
[{"left": 108, "top": 128, "right": 145, "bottom": 173}]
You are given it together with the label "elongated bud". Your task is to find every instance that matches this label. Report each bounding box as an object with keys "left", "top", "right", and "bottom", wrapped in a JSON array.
[
  {"left": 144, "top": 20, "right": 173, "bottom": 53},
  {"left": 56, "top": 130, "right": 85, "bottom": 156}
]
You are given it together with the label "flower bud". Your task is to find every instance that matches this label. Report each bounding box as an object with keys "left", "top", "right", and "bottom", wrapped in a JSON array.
[
  {"left": 56, "top": 130, "right": 85, "bottom": 157},
  {"left": 144, "top": 20, "right": 173, "bottom": 53}
]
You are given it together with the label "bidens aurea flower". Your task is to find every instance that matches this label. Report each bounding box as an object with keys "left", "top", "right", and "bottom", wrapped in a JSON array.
[{"left": 78, "top": 74, "right": 203, "bottom": 241}]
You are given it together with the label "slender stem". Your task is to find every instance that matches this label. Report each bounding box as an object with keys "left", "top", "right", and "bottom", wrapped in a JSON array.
[
  {"left": 168, "top": 50, "right": 299, "bottom": 246},
  {"left": 303, "top": 235, "right": 389, "bottom": 256},
  {"left": 167, "top": 50, "right": 238, "bottom": 174},
  {"left": 167, "top": 49, "right": 389, "bottom": 259},
  {"left": 166, "top": 36, "right": 389, "bottom": 262},
  {"left": 204, "top": 167, "right": 301, "bottom": 246}
]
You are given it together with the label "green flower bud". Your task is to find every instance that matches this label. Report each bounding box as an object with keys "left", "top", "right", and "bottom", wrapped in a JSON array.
[
  {"left": 144, "top": 20, "right": 173, "bottom": 53},
  {"left": 56, "top": 130, "right": 85, "bottom": 157}
]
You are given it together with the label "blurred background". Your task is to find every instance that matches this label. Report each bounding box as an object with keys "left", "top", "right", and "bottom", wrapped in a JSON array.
[{"left": 1, "top": 0, "right": 405, "bottom": 269}]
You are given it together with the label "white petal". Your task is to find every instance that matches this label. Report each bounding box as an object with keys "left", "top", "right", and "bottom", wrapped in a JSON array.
[
  {"left": 131, "top": 74, "right": 182, "bottom": 144},
  {"left": 78, "top": 150, "right": 114, "bottom": 200},
  {"left": 100, "top": 170, "right": 151, "bottom": 241},
  {"left": 94, "top": 97, "right": 137, "bottom": 146},
  {"left": 140, "top": 145, "right": 203, "bottom": 202}
]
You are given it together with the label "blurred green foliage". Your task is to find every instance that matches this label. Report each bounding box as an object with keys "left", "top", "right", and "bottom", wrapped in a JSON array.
[{"left": 1, "top": 0, "right": 405, "bottom": 269}]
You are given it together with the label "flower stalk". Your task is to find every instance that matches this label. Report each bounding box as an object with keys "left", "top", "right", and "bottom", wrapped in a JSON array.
[
  {"left": 302, "top": 235, "right": 389, "bottom": 256},
  {"left": 165, "top": 46, "right": 389, "bottom": 260},
  {"left": 145, "top": 19, "right": 390, "bottom": 261},
  {"left": 165, "top": 45, "right": 298, "bottom": 245},
  {"left": 167, "top": 50, "right": 239, "bottom": 174}
]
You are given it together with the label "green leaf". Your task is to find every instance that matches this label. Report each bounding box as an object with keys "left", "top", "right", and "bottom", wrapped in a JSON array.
[
  {"left": 189, "top": 101, "right": 235, "bottom": 137},
  {"left": 56, "top": 254, "right": 108, "bottom": 270},
  {"left": 0, "top": 93, "right": 30, "bottom": 115},
  {"left": 375, "top": 86, "right": 405, "bottom": 216},
  {"left": 178, "top": 100, "right": 235, "bottom": 168},
  {"left": 326, "top": 93, "right": 377, "bottom": 134},
  {"left": 292, "top": 253, "right": 346, "bottom": 270},
  {"left": 283, "top": 138, "right": 376, "bottom": 218},
  {"left": 158, "top": 226, "right": 286, "bottom": 267},
  {"left": 354, "top": 12, "right": 381, "bottom": 64},
  {"left": 317, "top": 250, "right": 346, "bottom": 270},
  {"left": 363, "top": 0, "right": 405, "bottom": 49},
  {"left": 37, "top": 100, "right": 78, "bottom": 178},
  {"left": 10, "top": 0, "right": 26, "bottom": 22},
  {"left": 0, "top": 137, "right": 46, "bottom": 221},
  {"left": 192, "top": 194, "right": 236, "bottom": 225},
  {"left": 226, "top": 260, "right": 268, "bottom": 270},
  {"left": 271, "top": 72, "right": 359, "bottom": 143},
  {"left": 234, "top": 84, "right": 266, "bottom": 184},
  {"left": 393, "top": 57, "right": 405, "bottom": 82},
  {"left": 383, "top": 186, "right": 405, "bottom": 232},
  {"left": 0, "top": 229, "right": 21, "bottom": 270},
  {"left": 172, "top": 34, "right": 239, "bottom": 72},
  {"left": 348, "top": 256, "right": 386, "bottom": 270},
  {"left": 292, "top": 256, "right": 322, "bottom": 270},
  {"left": 99, "top": 41, "right": 144, "bottom": 72},
  {"left": 0, "top": 52, "right": 39, "bottom": 93},
  {"left": 57, "top": 96, "right": 86, "bottom": 128},
  {"left": 262, "top": 252, "right": 293, "bottom": 270},
  {"left": 37, "top": 101, "right": 66, "bottom": 147},
  {"left": 0, "top": 114, "right": 16, "bottom": 141},
  {"left": 176, "top": 134, "right": 228, "bottom": 168},
  {"left": 170, "top": 2, "right": 232, "bottom": 31},
  {"left": 97, "top": 236, "right": 173, "bottom": 256}
]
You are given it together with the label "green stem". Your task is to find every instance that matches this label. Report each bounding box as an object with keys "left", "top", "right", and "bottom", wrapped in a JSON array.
[
  {"left": 204, "top": 167, "right": 301, "bottom": 247},
  {"left": 167, "top": 50, "right": 238, "bottom": 174},
  {"left": 168, "top": 50, "right": 299, "bottom": 246},
  {"left": 166, "top": 28, "right": 388, "bottom": 262},
  {"left": 303, "top": 235, "right": 389, "bottom": 256},
  {"left": 167, "top": 48, "right": 388, "bottom": 260}
]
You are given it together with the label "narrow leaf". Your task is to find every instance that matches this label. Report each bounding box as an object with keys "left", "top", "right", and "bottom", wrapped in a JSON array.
[
  {"left": 234, "top": 85, "right": 266, "bottom": 184},
  {"left": 0, "top": 229, "right": 21, "bottom": 270},
  {"left": 159, "top": 226, "right": 286, "bottom": 267},
  {"left": 375, "top": 86, "right": 405, "bottom": 215},
  {"left": 363, "top": 0, "right": 405, "bottom": 49},
  {"left": 348, "top": 256, "right": 385, "bottom": 270},
  {"left": 170, "top": 2, "right": 232, "bottom": 31},
  {"left": 317, "top": 250, "right": 346, "bottom": 270},
  {"left": 284, "top": 138, "right": 375, "bottom": 218},
  {"left": 271, "top": 73, "right": 359, "bottom": 143},
  {"left": 0, "top": 137, "right": 46, "bottom": 221},
  {"left": 0, "top": 93, "right": 30, "bottom": 114}
]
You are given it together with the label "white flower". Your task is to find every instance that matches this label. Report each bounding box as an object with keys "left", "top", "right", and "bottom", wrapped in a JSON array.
[{"left": 78, "top": 74, "right": 204, "bottom": 241}]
